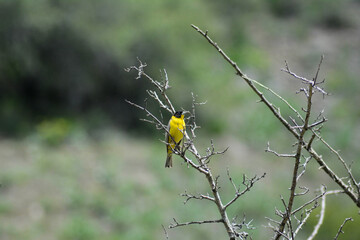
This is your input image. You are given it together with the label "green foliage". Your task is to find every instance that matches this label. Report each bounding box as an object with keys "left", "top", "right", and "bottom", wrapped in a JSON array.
[
  {"left": 0, "top": 200, "right": 12, "bottom": 215},
  {"left": 0, "top": 0, "right": 151, "bottom": 136},
  {"left": 0, "top": 0, "right": 358, "bottom": 138},
  {"left": 60, "top": 216, "right": 99, "bottom": 240},
  {"left": 237, "top": 104, "right": 282, "bottom": 144},
  {"left": 36, "top": 118, "right": 72, "bottom": 146}
]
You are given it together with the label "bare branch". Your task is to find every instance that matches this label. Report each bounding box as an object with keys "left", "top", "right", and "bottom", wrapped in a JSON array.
[
  {"left": 281, "top": 59, "right": 328, "bottom": 96},
  {"left": 232, "top": 215, "right": 255, "bottom": 240},
  {"left": 293, "top": 198, "right": 319, "bottom": 238},
  {"left": 307, "top": 147, "right": 359, "bottom": 206},
  {"left": 146, "top": 89, "right": 169, "bottom": 111},
  {"left": 127, "top": 65, "right": 238, "bottom": 238},
  {"left": 296, "top": 156, "right": 312, "bottom": 181},
  {"left": 310, "top": 130, "right": 359, "bottom": 195},
  {"left": 191, "top": 25, "right": 360, "bottom": 209},
  {"left": 308, "top": 117, "right": 327, "bottom": 129},
  {"left": 202, "top": 139, "right": 229, "bottom": 164},
  {"left": 127, "top": 64, "right": 238, "bottom": 238},
  {"left": 306, "top": 134, "right": 316, "bottom": 150},
  {"left": 125, "top": 99, "right": 168, "bottom": 131},
  {"left": 162, "top": 224, "right": 169, "bottom": 240},
  {"left": 292, "top": 186, "right": 325, "bottom": 215},
  {"left": 265, "top": 142, "right": 296, "bottom": 158},
  {"left": 187, "top": 92, "right": 205, "bottom": 139},
  {"left": 307, "top": 186, "right": 326, "bottom": 240},
  {"left": 224, "top": 172, "right": 266, "bottom": 210},
  {"left": 126, "top": 58, "right": 175, "bottom": 113},
  {"left": 313, "top": 55, "right": 324, "bottom": 84},
  {"left": 275, "top": 56, "right": 319, "bottom": 239},
  {"left": 169, "top": 218, "right": 224, "bottom": 229},
  {"left": 333, "top": 218, "right": 353, "bottom": 240},
  {"left": 227, "top": 168, "right": 238, "bottom": 193},
  {"left": 191, "top": 24, "right": 300, "bottom": 140},
  {"left": 127, "top": 24, "right": 360, "bottom": 240},
  {"left": 252, "top": 79, "right": 305, "bottom": 125},
  {"left": 180, "top": 191, "right": 215, "bottom": 204}
]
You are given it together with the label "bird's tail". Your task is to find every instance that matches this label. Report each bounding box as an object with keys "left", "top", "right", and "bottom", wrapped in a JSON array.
[{"left": 165, "top": 153, "right": 172, "bottom": 168}]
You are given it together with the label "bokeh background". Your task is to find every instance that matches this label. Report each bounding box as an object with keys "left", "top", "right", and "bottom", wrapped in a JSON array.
[{"left": 1, "top": 0, "right": 360, "bottom": 239}]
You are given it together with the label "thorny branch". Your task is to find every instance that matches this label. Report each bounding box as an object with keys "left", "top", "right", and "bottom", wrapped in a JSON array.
[
  {"left": 191, "top": 24, "right": 359, "bottom": 206},
  {"left": 161, "top": 224, "right": 169, "bottom": 240},
  {"left": 191, "top": 24, "right": 359, "bottom": 239},
  {"left": 333, "top": 218, "right": 353, "bottom": 240},
  {"left": 180, "top": 191, "right": 215, "bottom": 204},
  {"left": 224, "top": 170, "right": 266, "bottom": 210},
  {"left": 169, "top": 218, "right": 224, "bottom": 228},
  {"left": 125, "top": 59, "right": 175, "bottom": 114},
  {"left": 126, "top": 59, "right": 263, "bottom": 240},
  {"left": 307, "top": 186, "right": 326, "bottom": 240},
  {"left": 273, "top": 54, "right": 321, "bottom": 240},
  {"left": 127, "top": 25, "right": 358, "bottom": 240}
]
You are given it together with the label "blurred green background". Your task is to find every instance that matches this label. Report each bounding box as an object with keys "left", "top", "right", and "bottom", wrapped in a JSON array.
[{"left": 1, "top": 0, "right": 360, "bottom": 239}]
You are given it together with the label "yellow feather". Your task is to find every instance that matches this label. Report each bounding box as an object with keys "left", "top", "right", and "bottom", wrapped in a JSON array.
[{"left": 165, "top": 113, "right": 185, "bottom": 167}]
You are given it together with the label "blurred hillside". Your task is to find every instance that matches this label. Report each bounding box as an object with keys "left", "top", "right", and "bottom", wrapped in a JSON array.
[
  {"left": 0, "top": 0, "right": 360, "bottom": 239},
  {"left": 1, "top": 0, "right": 359, "bottom": 137}
]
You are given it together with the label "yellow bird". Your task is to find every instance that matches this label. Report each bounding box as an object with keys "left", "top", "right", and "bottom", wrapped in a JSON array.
[{"left": 165, "top": 111, "right": 185, "bottom": 168}]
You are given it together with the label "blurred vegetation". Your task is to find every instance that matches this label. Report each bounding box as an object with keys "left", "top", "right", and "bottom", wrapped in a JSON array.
[{"left": 0, "top": 0, "right": 360, "bottom": 239}]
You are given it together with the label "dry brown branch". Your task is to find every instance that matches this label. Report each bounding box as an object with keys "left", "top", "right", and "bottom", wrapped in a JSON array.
[{"left": 307, "top": 186, "right": 326, "bottom": 240}]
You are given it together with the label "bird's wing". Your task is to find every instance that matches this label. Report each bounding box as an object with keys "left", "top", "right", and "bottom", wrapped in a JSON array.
[{"left": 165, "top": 119, "right": 171, "bottom": 151}]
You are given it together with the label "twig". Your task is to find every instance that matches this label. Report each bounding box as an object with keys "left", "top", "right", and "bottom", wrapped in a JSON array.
[
  {"left": 162, "top": 224, "right": 169, "bottom": 240},
  {"left": 333, "top": 218, "right": 353, "bottom": 240},
  {"left": 224, "top": 172, "right": 266, "bottom": 210},
  {"left": 169, "top": 218, "right": 224, "bottom": 228},
  {"left": 296, "top": 156, "right": 312, "bottom": 182},
  {"left": 292, "top": 186, "right": 325, "bottom": 215},
  {"left": 307, "top": 186, "right": 326, "bottom": 240},
  {"left": 202, "top": 139, "right": 229, "bottom": 164},
  {"left": 181, "top": 191, "right": 215, "bottom": 204},
  {"left": 265, "top": 142, "right": 296, "bottom": 158},
  {"left": 307, "top": 147, "right": 359, "bottom": 207},
  {"left": 281, "top": 59, "right": 328, "bottom": 96},
  {"left": 125, "top": 58, "right": 175, "bottom": 113},
  {"left": 187, "top": 92, "right": 204, "bottom": 138},
  {"left": 125, "top": 99, "right": 168, "bottom": 131},
  {"left": 311, "top": 130, "right": 359, "bottom": 195},
  {"left": 126, "top": 59, "right": 244, "bottom": 240},
  {"left": 274, "top": 55, "right": 322, "bottom": 240}
]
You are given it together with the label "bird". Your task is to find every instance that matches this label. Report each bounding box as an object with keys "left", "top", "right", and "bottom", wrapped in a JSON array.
[{"left": 165, "top": 111, "right": 185, "bottom": 168}]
